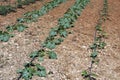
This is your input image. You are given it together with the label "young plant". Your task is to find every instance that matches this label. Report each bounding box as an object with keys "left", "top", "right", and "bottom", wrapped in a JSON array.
[
  {"left": 81, "top": 0, "right": 108, "bottom": 80},
  {"left": 17, "top": 49, "right": 57, "bottom": 80},
  {"left": 17, "top": 0, "right": 66, "bottom": 23},
  {"left": 6, "top": 23, "right": 27, "bottom": 32},
  {"left": 0, "top": 0, "right": 66, "bottom": 42},
  {"left": 43, "top": 0, "right": 90, "bottom": 49},
  {"left": 17, "top": 0, "right": 23, "bottom": 8},
  {"left": 17, "top": 0, "right": 90, "bottom": 80},
  {"left": 0, "top": 31, "right": 13, "bottom": 42},
  {"left": 0, "top": 5, "right": 16, "bottom": 15},
  {"left": 0, "top": 0, "right": 42, "bottom": 15}
]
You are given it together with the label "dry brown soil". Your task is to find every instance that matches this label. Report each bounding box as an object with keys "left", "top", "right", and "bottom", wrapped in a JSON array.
[{"left": 0, "top": 0, "right": 120, "bottom": 80}]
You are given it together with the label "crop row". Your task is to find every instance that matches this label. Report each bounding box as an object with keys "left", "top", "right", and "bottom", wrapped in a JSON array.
[
  {"left": 17, "top": 0, "right": 90, "bottom": 80},
  {"left": 17, "top": 0, "right": 66, "bottom": 23},
  {"left": 43, "top": 0, "right": 90, "bottom": 49},
  {"left": 0, "top": 23, "right": 27, "bottom": 42},
  {"left": 0, "top": 0, "right": 43, "bottom": 15},
  {"left": 0, "top": 5, "right": 16, "bottom": 15},
  {"left": 17, "top": 0, "right": 43, "bottom": 8},
  {"left": 81, "top": 0, "right": 108, "bottom": 80},
  {"left": 0, "top": 0, "right": 66, "bottom": 42}
]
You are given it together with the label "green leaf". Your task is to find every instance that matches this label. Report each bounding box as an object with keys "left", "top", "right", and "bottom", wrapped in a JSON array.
[
  {"left": 48, "top": 51, "right": 57, "bottom": 59},
  {"left": 2, "top": 34, "right": 10, "bottom": 42},
  {"left": 96, "top": 25, "right": 102, "bottom": 31},
  {"left": 17, "top": 69, "right": 23, "bottom": 73},
  {"left": 17, "top": 0, "right": 23, "bottom": 8},
  {"left": 36, "top": 64, "right": 46, "bottom": 70},
  {"left": 18, "top": 0, "right": 66, "bottom": 23},
  {"left": 81, "top": 70, "right": 89, "bottom": 77},
  {"left": 6, "top": 25, "right": 15, "bottom": 32},
  {"left": 38, "top": 51, "right": 45, "bottom": 57},
  {"left": 6, "top": 24, "right": 27, "bottom": 32},
  {"left": 53, "top": 38, "right": 64, "bottom": 45},
  {"left": 35, "top": 70, "right": 46, "bottom": 77},
  {"left": 59, "top": 30, "right": 68, "bottom": 37},
  {"left": 44, "top": 41, "right": 56, "bottom": 49},
  {"left": 38, "top": 57, "right": 44, "bottom": 62},
  {"left": 0, "top": 5, "right": 16, "bottom": 15},
  {"left": 49, "top": 30, "right": 57, "bottom": 37},
  {"left": 90, "top": 51, "right": 98, "bottom": 59},
  {"left": 22, "top": 70, "right": 31, "bottom": 80},
  {"left": 0, "top": 32, "right": 11, "bottom": 42},
  {"left": 98, "top": 42, "right": 106, "bottom": 49},
  {"left": 17, "top": 18, "right": 24, "bottom": 23},
  {"left": 29, "top": 51, "right": 39, "bottom": 58},
  {"left": 24, "top": 63, "right": 35, "bottom": 68},
  {"left": 16, "top": 24, "right": 27, "bottom": 32},
  {"left": 21, "top": 67, "right": 35, "bottom": 80},
  {"left": 89, "top": 43, "right": 97, "bottom": 49}
]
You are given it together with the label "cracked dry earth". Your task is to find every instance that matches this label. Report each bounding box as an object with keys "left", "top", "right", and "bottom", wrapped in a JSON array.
[{"left": 0, "top": 0, "right": 120, "bottom": 80}]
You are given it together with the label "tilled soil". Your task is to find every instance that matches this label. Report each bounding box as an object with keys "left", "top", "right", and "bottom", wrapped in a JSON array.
[{"left": 0, "top": 0, "right": 120, "bottom": 80}]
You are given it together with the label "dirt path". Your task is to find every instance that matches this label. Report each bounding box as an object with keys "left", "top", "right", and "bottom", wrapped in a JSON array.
[{"left": 0, "top": 0, "right": 120, "bottom": 80}]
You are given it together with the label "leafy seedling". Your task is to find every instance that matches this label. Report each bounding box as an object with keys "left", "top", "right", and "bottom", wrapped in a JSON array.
[
  {"left": 48, "top": 51, "right": 57, "bottom": 59},
  {"left": 35, "top": 64, "right": 46, "bottom": 77},
  {"left": 0, "top": 31, "right": 12, "bottom": 42}
]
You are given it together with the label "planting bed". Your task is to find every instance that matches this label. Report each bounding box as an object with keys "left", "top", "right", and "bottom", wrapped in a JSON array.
[
  {"left": 0, "top": 0, "right": 120, "bottom": 80},
  {"left": 0, "top": 0, "right": 45, "bottom": 15}
]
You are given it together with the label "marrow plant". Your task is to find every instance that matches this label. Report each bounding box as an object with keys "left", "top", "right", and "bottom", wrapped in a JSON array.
[
  {"left": 17, "top": 0, "right": 90, "bottom": 80},
  {"left": 17, "top": 0, "right": 40, "bottom": 8},
  {"left": 0, "top": 31, "right": 13, "bottom": 42},
  {"left": 43, "top": 0, "right": 90, "bottom": 49},
  {"left": 17, "top": 0, "right": 66, "bottom": 23},
  {"left": 0, "top": 0, "right": 42, "bottom": 15},
  {"left": 81, "top": 0, "right": 108, "bottom": 80}
]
